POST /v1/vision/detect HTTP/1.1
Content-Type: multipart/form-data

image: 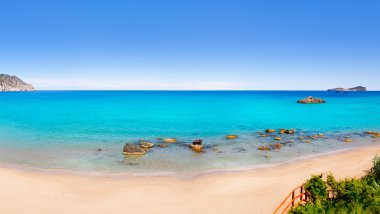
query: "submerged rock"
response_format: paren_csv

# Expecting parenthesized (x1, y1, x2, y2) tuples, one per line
(163, 138, 177, 143)
(258, 146, 271, 151)
(274, 137, 282, 141)
(158, 143, 169, 148)
(308, 135, 319, 139)
(123, 143, 147, 155)
(297, 96, 326, 104)
(226, 135, 238, 139)
(122, 155, 142, 165)
(343, 138, 353, 143)
(233, 147, 246, 153)
(273, 143, 282, 149)
(265, 129, 276, 133)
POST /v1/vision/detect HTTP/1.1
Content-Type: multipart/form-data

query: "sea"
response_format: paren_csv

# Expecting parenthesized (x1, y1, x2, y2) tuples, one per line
(0, 91, 379, 175)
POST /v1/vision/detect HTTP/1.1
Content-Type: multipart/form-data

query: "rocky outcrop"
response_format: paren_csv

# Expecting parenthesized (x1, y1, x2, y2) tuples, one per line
(328, 86, 366, 92)
(0, 74, 35, 91)
(297, 96, 326, 104)
(123, 143, 147, 155)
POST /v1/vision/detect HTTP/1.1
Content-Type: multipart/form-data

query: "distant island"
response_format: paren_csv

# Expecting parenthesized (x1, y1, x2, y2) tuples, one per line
(327, 86, 366, 92)
(0, 74, 35, 91)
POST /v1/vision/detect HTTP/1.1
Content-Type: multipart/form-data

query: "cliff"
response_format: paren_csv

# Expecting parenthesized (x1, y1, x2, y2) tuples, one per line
(0, 74, 35, 91)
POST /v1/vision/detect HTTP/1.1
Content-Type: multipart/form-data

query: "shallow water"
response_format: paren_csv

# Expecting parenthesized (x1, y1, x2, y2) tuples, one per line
(0, 91, 379, 174)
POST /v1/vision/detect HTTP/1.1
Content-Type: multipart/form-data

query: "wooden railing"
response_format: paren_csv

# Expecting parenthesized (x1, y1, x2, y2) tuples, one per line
(273, 184, 309, 214)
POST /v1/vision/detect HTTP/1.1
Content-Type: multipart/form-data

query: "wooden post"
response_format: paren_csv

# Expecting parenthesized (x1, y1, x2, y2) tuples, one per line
(300, 186, 303, 201)
(292, 191, 295, 207)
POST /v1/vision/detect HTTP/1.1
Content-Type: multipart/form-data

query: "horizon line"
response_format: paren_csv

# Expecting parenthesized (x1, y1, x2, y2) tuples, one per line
(9, 89, 378, 92)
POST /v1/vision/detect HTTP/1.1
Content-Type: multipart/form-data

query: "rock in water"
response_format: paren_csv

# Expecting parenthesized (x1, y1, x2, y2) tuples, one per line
(273, 143, 282, 149)
(191, 144, 203, 153)
(297, 96, 326, 104)
(285, 129, 296, 134)
(140, 141, 154, 149)
(343, 138, 353, 143)
(365, 131, 380, 138)
(225, 135, 238, 139)
(0, 74, 35, 91)
(191, 139, 203, 153)
(158, 143, 169, 148)
(278, 129, 296, 134)
(123, 143, 147, 155)
(192, 139, 202, 145)
(366, 131, 379, 135)
(163, 138, 177, 143)
(258, 146, 271, 151)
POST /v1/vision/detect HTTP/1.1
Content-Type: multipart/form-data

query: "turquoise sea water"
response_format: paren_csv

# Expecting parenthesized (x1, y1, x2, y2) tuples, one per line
(0, 91, 379, 174)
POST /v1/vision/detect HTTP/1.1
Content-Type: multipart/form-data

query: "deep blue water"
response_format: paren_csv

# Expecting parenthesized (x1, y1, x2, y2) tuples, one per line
(0, 91, 379, 174)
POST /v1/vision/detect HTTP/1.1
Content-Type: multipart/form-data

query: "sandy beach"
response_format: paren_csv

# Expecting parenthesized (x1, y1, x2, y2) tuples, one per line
(0, 145, 379, 214)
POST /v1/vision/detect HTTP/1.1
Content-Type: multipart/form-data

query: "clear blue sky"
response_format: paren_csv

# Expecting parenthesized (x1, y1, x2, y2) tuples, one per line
(0, 0, 379, 90)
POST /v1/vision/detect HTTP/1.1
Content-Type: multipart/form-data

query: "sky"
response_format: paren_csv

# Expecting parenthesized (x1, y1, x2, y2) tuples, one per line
(0, 0, 379, 90)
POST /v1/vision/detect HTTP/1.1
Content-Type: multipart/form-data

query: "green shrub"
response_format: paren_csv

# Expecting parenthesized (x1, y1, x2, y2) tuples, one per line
(368, 156, 380, 180)
(289, 155, 380, 214)
(304, 174, 328, 202)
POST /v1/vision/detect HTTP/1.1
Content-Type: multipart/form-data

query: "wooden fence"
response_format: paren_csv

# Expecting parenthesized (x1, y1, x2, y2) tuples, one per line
(273, 184, 309, 214)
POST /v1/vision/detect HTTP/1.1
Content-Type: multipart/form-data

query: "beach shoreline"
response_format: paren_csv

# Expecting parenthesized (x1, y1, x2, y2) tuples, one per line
(1, 144, 379, 214)
(1, 143, 378, 179)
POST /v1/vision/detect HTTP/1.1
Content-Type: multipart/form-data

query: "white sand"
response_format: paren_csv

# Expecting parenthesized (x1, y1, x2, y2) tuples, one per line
(0, 145, 379, 214)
